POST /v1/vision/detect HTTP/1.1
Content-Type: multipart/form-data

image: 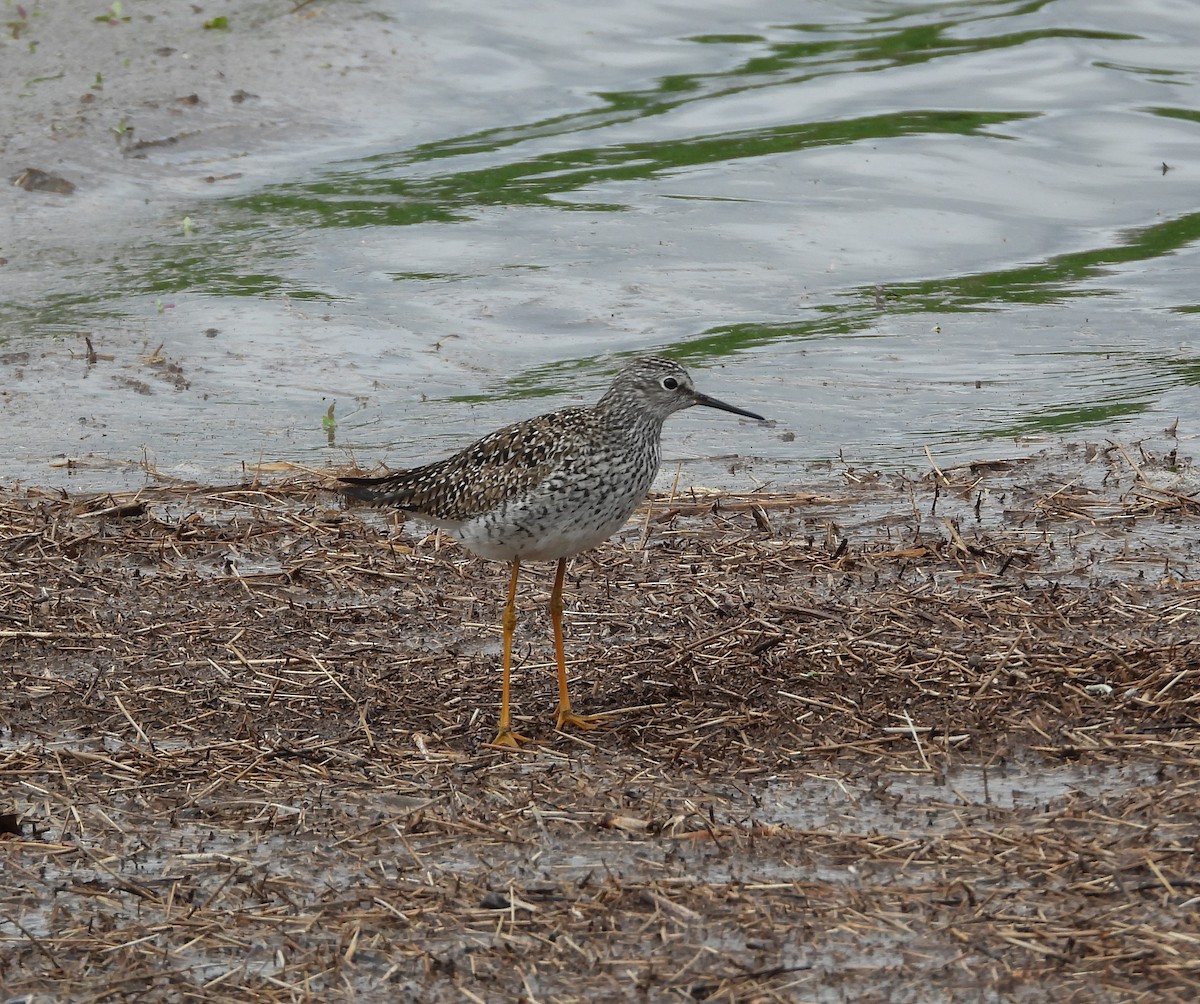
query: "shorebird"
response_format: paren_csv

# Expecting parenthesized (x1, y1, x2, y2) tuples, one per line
(341, 356, 765, 747)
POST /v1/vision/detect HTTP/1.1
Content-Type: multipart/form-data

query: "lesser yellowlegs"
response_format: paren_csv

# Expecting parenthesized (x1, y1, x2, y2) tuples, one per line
(341, 356, 765, 747)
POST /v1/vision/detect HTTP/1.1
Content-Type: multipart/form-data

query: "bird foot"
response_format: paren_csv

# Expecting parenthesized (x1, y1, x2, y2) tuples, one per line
(554, 708, 610, 733)
(489, 727, 534, 749)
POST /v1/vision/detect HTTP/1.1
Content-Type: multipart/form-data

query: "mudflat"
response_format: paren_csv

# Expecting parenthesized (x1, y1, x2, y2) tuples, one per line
(2, 447, 1197, 1001)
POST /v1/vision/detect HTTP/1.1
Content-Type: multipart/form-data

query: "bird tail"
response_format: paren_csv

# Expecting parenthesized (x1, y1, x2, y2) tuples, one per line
(339, 473, 413, 506)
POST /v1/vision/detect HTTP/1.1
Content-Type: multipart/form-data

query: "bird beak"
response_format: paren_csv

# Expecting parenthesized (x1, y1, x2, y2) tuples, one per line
(692, 391, 765, 422)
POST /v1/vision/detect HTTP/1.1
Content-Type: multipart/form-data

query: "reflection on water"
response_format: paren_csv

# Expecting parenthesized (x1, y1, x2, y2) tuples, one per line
(3, 0, 1199, 488)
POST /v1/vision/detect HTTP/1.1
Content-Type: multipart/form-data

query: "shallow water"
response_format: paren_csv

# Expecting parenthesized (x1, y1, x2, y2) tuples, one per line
(3, 0, 1198, 491)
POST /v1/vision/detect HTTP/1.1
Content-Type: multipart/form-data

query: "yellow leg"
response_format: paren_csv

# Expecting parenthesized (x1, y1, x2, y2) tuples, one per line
(492, 558, 530, 748)
(552, 557, 607, 732)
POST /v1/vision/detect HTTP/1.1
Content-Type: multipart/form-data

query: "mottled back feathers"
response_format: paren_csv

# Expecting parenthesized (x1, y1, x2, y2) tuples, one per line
(341, 407, 601, 523)
(340, 356, 764, 559)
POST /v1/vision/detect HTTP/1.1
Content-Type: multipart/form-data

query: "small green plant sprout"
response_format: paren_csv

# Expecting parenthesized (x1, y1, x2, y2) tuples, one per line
(95, 2, 130, 25)
(6, 4, 31, 40)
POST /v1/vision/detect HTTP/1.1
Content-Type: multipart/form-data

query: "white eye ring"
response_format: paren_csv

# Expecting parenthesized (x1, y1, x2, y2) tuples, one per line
(661, 376, 679, 390)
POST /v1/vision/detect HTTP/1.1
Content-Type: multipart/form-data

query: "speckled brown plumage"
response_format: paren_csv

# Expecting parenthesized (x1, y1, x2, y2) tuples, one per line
(340, 355, 765, 747)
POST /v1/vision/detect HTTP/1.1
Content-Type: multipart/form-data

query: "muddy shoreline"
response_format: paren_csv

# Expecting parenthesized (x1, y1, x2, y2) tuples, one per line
(2, 450, 1198, 1001)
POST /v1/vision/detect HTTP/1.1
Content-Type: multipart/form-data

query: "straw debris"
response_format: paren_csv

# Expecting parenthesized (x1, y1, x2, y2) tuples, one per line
(1, 446, 1198, 1002)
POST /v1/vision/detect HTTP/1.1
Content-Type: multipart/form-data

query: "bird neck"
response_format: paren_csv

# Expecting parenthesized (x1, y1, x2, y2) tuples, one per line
(598, 405, 664, 442)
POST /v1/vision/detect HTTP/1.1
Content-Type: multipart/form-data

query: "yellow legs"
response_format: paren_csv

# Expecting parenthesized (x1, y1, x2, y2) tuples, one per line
(551, 557, 604, 733)
(493, 558, 528, 748)
(491, 556, 605, 748)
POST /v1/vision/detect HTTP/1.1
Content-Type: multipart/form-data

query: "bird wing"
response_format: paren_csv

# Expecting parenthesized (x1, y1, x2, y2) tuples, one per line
(341, 408, 590, 521)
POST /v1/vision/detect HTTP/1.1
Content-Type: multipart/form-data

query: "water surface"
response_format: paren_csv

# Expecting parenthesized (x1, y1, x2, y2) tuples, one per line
(3, 0, 1198, 490)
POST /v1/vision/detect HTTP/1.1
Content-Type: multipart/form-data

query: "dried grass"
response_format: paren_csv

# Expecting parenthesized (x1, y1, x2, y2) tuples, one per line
(1, 445, 1198, 1002)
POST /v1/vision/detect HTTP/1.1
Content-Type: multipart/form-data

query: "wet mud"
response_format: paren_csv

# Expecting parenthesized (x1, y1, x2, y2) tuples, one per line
(2, 448, 1199, 1001)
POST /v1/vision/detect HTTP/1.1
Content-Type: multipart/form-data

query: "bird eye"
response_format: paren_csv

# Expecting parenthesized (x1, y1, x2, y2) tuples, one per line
(661, 377, 679, 390)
